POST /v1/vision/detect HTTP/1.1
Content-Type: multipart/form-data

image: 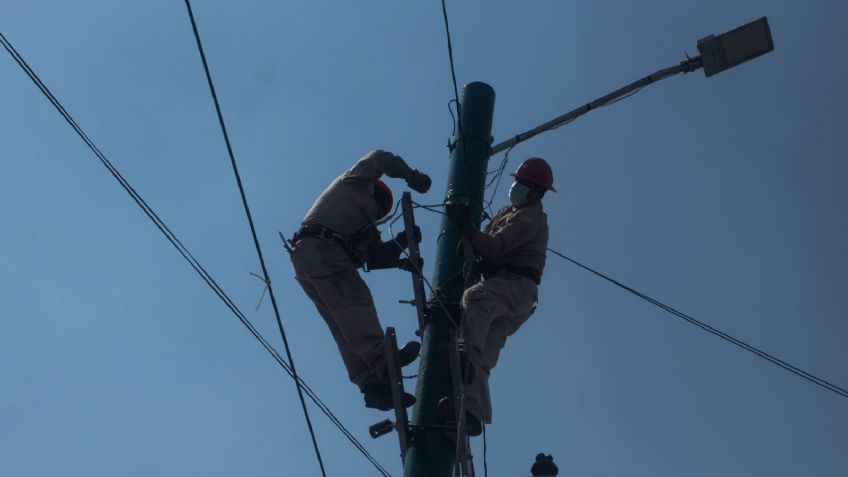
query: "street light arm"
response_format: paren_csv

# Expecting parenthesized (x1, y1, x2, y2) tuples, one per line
(489, 56, 703, 156)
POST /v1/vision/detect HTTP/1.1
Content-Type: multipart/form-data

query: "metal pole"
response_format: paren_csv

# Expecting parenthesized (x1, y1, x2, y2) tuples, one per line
(404, 81, 496, 477)
(489, 57, 702, 156)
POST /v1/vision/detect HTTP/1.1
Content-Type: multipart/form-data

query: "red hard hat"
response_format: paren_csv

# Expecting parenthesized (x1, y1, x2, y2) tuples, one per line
(510, 157, 556, 192)
(373, 179, 393, 220)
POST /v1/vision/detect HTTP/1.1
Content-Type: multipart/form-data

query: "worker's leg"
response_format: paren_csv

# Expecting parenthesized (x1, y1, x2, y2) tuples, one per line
(295, 274, 375, 386)
(462, 274, 537, 422)
(291, 238, 386, 389)
(460, 278, 504, 422)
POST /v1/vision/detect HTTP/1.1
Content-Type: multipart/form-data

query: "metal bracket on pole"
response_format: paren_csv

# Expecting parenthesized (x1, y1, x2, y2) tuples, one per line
(487, 57, 704, 157)
(401, 192, 428, 334)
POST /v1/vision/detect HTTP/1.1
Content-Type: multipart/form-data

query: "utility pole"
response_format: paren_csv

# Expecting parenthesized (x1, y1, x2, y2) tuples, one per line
(404, 81, 495, 477)
(403, 17, 773, 476)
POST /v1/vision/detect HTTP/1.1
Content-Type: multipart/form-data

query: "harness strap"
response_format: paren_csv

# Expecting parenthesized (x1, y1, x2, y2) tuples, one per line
(292, 224, 367, 267)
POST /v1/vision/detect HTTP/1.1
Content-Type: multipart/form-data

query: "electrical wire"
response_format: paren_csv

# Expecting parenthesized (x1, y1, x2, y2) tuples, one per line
(1, 31, 393, 477)
(377, 198, 404, 226)
(182, 3, 326, 473)
(440, 0, 462, 137)
(482, 145, 513, 216)
(387, 214, 462, 330)
(448, 99, 458, 141)
(405, 201, 848, 400)
(439, 0, 488, 219)
(547, 247, 848, 400)
(413, 203, 449, 216)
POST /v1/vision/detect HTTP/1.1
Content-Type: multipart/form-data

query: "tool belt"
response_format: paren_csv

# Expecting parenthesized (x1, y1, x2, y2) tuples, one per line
(482, 265, 542, 285)
(292, 224, 346, 243)
(292, 223, 369, 267)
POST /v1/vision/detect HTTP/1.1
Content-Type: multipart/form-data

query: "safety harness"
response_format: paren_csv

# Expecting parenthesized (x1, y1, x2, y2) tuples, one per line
(291, 223, 379, 268)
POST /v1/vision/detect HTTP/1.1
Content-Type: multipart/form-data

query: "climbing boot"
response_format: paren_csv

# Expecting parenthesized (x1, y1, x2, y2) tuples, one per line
(398, 341, 421, 367)
(436, 396, 482, 437)
(363, 383, 416, 411)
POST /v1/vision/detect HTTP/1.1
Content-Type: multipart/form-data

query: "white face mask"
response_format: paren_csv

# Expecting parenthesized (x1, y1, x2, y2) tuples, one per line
(508, 181, 530, 205)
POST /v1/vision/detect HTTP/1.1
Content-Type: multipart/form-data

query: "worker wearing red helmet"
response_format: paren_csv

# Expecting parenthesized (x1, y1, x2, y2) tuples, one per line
(445, 157, 554, 434)
(289, 150, 432, 411)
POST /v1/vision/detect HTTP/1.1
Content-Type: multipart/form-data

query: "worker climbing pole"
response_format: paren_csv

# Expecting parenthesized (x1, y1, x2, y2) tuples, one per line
(403, 81, 496, 477)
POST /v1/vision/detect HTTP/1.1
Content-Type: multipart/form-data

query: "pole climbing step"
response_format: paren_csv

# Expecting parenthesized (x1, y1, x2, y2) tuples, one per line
(401, 192, 428, 333)
(368, 327, 412, 463)
(448, 328, 474, 477)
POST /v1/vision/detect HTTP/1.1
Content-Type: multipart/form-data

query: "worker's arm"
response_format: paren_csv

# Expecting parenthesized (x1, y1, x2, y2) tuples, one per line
(345, 150, 414, 181)
(447, 204, 533, 260)
(469, 212, 534, 259)
(345, 150, 431, 193)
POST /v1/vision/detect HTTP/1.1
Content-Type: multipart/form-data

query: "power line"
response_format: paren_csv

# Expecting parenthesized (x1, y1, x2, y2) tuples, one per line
(546, 247, 848, 400)
(0, 32, 393, 477)
(482, 145, 513, 217)
(439, 0, 486, 221)
(406, 199, 848, 400)
(182, 2, 325, 475)
(439, 0, 462, 134)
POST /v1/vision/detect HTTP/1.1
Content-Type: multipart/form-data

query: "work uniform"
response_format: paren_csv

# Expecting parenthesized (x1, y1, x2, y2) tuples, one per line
(462, 200, 548, 422)
(290, 150, 416, 390)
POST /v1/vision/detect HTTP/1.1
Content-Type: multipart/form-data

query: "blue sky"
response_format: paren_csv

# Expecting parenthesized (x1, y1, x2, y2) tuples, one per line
(2, 1, 846, 476)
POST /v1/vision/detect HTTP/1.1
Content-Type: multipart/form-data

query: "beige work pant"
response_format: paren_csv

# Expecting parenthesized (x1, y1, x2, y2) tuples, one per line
(290, 237, 386, 390)
(461, 271, 538, 423)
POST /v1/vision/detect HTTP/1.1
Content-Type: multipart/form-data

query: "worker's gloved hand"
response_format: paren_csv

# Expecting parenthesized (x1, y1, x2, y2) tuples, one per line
(445, 203, 477, 239)
(365, 241, 402, 270)
(406, 170, 432, 193)
(394, 225, 422, 249)
(398, 257, 424, 273)
(352, 223, 381, 249)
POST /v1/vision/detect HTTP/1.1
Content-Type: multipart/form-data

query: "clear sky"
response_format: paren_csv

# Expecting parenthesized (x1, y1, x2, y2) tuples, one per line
(2, 1, 846, 476)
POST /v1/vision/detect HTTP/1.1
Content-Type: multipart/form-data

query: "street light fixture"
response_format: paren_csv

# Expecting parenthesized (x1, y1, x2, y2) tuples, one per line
(698, 17, 774, 77)
(488, 16, 776, 155)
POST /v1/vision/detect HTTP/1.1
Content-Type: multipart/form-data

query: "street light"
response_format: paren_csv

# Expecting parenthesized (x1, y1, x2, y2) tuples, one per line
(698, 17, 774, 77)
(489, 16, 776, 155)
